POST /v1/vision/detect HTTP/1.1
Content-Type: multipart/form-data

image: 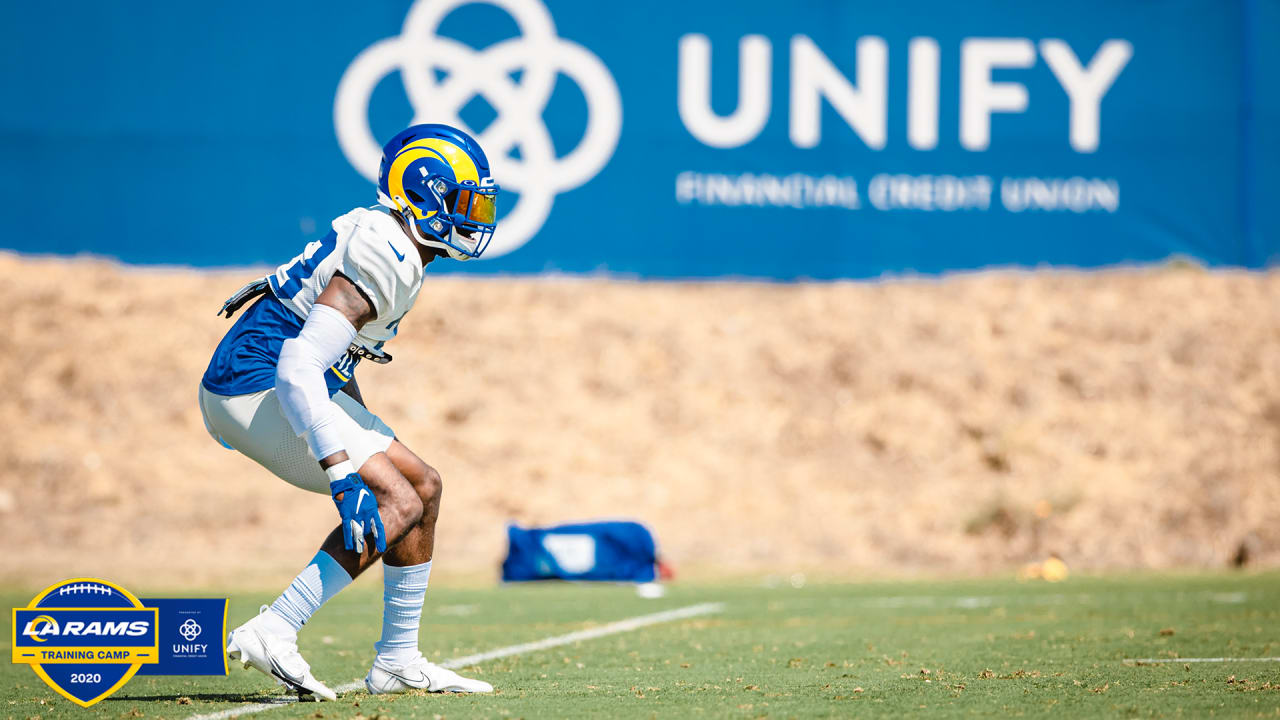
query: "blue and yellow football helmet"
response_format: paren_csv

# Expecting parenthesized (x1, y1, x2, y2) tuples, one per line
(376, 124, 499, 260)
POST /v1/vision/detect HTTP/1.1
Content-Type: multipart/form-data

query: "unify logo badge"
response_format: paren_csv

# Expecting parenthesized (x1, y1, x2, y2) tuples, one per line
(11, 578, 227, 707)
(335, 0, 622, 258)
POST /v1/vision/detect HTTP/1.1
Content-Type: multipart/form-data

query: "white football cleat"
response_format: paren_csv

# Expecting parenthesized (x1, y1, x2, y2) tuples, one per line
(226, 607, 337, 701)
(365, 653, 494, 694)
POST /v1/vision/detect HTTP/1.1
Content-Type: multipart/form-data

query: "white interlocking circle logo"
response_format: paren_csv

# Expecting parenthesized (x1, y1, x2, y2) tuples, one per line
(335, 0, 622, 258)
(178, 619, 202, 642)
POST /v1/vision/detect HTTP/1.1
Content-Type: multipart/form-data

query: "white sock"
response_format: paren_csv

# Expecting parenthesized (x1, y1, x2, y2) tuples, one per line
(267, 550, 353, 635)
(374, 560, 432, 666)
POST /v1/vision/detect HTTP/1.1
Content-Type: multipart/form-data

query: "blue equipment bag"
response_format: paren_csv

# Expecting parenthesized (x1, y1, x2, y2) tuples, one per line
(502, 521, 658, 583)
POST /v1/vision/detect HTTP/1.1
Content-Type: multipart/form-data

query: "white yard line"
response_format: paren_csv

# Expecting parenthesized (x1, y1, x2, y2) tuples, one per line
(187, 601, 724, 720)
(437, 601, 724, 669)
(186, 698, 294, 720)
(1124, 657, 1280, 665)
(857, 590, 1248, 609)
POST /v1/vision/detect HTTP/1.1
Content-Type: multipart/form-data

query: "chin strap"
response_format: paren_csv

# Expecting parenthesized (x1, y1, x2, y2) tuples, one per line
(444, 245, 474, 262)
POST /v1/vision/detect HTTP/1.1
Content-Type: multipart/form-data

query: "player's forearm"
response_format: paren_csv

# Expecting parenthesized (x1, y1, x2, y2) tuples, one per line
(276, 304, 358, 463)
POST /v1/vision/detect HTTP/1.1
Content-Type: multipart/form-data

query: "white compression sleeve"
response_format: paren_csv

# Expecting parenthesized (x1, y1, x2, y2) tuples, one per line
(276, 303, 358, 461)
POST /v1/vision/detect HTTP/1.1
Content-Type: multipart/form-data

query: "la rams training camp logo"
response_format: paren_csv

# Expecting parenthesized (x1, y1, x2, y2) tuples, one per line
(11, 579, 228, 706)
(11, 578, 159, 707)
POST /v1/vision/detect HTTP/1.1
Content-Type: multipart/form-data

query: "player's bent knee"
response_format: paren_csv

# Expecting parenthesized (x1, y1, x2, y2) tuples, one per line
(388, 444, 442, 507)
(399, 462, 439, 515)
(419, 464, 443, 506)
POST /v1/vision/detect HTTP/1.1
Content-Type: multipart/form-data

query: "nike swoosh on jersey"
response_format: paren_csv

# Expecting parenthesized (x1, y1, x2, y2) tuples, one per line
(388, 241, 406, 262)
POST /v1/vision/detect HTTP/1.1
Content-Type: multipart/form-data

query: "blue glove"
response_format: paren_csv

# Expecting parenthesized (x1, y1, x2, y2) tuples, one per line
(329, 473, 387, 554)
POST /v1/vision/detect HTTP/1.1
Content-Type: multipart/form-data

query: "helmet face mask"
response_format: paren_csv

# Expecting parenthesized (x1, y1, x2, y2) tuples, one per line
(376, 124, 500, 261)
(421, 175, 498, 259)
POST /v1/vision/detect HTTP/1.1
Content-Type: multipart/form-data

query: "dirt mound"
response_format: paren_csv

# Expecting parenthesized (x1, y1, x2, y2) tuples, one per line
(2, 252, 1277, 587)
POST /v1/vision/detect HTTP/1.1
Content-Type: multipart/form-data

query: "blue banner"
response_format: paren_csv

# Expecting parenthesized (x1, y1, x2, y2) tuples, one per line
(503, 521, 659, 582)
(0, 0, 1275, 278)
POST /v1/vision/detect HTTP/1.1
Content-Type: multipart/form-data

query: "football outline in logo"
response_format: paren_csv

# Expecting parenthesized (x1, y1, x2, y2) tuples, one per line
(11, 578, 159, 707)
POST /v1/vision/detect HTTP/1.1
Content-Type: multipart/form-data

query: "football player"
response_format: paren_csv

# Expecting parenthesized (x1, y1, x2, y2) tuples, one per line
(199, 124, 498, 699)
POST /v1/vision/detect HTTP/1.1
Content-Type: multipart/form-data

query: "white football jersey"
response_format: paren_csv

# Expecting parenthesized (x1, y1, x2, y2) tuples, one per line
(270, 206, 424, 355)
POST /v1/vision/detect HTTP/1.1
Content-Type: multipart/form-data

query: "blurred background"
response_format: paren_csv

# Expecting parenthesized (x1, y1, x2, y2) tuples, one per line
(1, 0, 1277, 588)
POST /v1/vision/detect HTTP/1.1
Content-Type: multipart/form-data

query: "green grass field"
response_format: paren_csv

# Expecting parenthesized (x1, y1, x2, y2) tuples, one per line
(5, 574, 1280, 719)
